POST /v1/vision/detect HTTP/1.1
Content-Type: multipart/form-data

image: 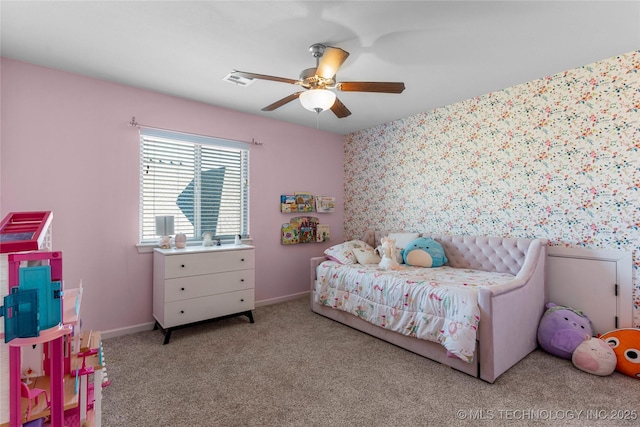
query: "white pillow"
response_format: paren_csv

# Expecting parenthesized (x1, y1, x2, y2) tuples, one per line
(387, 232, 420, 249)
(324, 240, 371, 264)
(352, 247, 381, 265)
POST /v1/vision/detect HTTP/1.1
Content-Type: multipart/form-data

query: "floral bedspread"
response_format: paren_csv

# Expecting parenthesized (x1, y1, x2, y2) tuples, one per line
(314, 261, 516, 362)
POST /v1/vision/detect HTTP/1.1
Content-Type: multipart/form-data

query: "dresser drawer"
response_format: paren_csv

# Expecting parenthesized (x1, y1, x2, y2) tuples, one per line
(164, 270, 254, 303)
(164, 249, 254, 278)
(162, 289, 255, 328)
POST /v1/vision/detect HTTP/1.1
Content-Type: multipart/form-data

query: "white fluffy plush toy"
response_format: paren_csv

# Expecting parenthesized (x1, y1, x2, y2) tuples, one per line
(378, 237, 401, 270)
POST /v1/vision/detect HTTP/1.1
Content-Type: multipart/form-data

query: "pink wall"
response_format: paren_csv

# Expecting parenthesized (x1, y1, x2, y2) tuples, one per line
(0, 58, 344, 332)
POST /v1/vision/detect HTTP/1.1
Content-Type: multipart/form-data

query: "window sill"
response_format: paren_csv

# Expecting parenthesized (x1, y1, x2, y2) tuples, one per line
(136, 238, 253, 254)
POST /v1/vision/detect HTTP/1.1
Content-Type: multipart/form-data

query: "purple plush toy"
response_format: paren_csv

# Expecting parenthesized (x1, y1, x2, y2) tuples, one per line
(537, 303, 594, 359)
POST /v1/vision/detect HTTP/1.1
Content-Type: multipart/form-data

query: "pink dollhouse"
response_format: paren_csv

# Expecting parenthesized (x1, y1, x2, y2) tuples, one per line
(0, 212, 106, 427)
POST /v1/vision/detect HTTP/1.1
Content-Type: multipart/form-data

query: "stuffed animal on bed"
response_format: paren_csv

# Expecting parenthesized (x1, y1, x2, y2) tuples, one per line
(378, 237, 401, 270)
(571, 336, 617, 376)
(599, 328, 640, 379)
(401, 237, 448, 268)
(537, 303, 594, 360)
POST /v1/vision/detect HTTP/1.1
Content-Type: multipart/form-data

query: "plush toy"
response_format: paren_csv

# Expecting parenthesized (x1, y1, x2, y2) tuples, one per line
(599, 328, 640, 379)
(572, 337, 617, 376)
(401, 237, 448, 267)
(378, 237, 400, 270)
(537, 303, 594, 359)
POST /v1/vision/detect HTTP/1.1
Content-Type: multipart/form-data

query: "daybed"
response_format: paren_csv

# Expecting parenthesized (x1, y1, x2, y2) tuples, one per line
(310, 231, 547, 383)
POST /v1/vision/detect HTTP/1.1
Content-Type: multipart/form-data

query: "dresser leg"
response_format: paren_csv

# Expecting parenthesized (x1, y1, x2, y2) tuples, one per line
(245, 310, 255, 323)
(163, 328, 173, 345)
(154, 321, 173, 344)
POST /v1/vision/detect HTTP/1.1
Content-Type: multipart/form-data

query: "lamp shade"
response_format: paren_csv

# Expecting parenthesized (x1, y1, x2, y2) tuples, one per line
(155, 215, 174, 236)
(299, 89, 336, 113)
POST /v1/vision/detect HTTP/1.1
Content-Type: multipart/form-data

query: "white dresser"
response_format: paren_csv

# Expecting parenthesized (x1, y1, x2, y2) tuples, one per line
(152, 244, 255, 344)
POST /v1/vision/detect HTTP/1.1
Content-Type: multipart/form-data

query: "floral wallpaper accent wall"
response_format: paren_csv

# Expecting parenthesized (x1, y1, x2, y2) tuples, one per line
(344, 50, 640, 326)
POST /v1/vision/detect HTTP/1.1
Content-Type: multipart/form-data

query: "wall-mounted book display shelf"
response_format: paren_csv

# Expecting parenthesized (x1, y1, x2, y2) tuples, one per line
(280, 193, 335, 213)
(280, 192, 333, 245)
(281, 216, 330, 245)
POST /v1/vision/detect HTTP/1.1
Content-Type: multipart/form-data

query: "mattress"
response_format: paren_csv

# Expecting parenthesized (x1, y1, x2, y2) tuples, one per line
(314, 261, 516, 362)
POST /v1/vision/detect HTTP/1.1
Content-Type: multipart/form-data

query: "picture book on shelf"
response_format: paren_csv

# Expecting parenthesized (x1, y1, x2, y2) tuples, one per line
(316, 224, 330, 242)
(280, 195, 298, 213)
(281, 222, 299, 244)
(315, 196, 335, 213)
(294, 192, 314, 213)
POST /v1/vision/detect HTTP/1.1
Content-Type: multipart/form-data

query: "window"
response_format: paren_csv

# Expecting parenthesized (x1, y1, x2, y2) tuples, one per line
(139, 128, 249, 244)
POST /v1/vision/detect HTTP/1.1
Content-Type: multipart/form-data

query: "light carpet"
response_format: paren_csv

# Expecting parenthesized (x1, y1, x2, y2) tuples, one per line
(101, 297, 639, 426)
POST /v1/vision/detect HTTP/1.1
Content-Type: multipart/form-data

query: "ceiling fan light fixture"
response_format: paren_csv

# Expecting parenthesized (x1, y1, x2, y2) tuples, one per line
(232, 44, 403, 118)
(299, 89, 336, 113)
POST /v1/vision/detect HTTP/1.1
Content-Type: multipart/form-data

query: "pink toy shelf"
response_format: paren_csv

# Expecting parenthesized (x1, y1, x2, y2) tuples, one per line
(0, 212, 53, 254)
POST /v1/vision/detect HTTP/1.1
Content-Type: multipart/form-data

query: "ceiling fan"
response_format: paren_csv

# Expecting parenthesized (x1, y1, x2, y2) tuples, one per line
(231, 43, 405, 118)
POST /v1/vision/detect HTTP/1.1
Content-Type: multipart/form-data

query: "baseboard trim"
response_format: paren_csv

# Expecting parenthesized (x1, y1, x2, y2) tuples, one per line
(102, 321, 156, 339)
(255, 291, 310, 307)
(101, 291, 311, 338)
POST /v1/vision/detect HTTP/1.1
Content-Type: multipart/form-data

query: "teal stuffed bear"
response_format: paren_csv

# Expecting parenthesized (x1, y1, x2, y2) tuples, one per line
(402, 237, 448, 268)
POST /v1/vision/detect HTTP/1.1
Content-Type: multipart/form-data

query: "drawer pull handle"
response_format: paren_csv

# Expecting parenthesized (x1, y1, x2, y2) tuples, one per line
(240, 299, 244, 302)
(180, 310, 184, 314)
(241, 258, 245, 261)
(240, 279, 244, 282)
(181, 264, 185, 268)
(181, 287, 185, 291)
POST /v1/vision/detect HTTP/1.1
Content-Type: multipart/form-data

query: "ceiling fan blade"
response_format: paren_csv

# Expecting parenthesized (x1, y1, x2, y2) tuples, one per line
(316, 46, 349, 79)
(233, 70, 300, 85)
(261, 92, 303, 111)
(336, 81, 406, 94)
(330, 97, 352, 118)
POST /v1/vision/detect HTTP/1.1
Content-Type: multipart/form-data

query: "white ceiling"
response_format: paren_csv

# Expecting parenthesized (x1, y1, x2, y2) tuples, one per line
(1, 1, 638, 135)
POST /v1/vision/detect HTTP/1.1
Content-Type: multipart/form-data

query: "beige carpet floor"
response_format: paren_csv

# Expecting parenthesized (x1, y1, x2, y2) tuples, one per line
(101, 297, 639, 426)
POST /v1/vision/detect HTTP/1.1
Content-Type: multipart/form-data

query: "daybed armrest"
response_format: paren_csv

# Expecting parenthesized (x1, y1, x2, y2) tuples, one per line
(515, 239, 547, 281)
(477, 238, 547, 382)
(310, 256, 329, 290)
(479, 239, 547, 297)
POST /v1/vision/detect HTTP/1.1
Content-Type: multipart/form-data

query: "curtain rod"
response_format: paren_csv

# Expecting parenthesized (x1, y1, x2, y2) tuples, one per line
(127, 116, 263, 146)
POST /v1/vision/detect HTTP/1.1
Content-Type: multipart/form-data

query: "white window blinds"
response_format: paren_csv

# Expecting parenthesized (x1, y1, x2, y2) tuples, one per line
(139, 128, 249, 244)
